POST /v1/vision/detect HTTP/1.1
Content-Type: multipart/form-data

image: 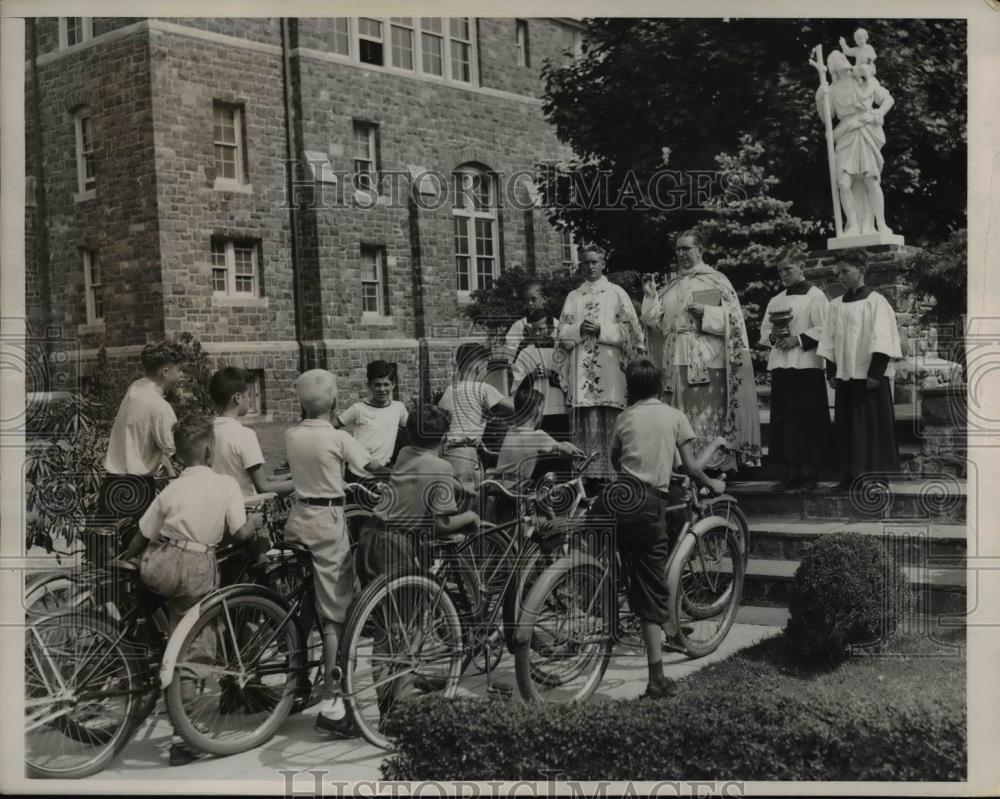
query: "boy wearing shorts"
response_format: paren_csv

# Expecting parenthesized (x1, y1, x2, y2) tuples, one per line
(121, 415, 264, 765)
(608, 358, 725, 699)
(283, 369, 384, 737)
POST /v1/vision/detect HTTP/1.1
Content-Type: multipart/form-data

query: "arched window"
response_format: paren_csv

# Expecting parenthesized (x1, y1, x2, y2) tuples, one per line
(452, 164, 499, 294)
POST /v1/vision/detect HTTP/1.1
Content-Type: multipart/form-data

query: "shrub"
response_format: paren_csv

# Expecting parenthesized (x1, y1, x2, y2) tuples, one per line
(785, 533, 913, 664)
(380, 645, 964, 781)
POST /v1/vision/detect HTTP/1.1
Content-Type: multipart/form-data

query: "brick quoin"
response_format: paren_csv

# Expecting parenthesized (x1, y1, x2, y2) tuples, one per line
(26, 17, 584, 420)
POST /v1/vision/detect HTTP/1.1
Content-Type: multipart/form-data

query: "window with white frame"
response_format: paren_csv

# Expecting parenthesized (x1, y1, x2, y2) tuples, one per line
(453, 165, 499, 293)
(359, 18, 384, 65)
(82, 249, 103, 324)
(390, 18, 415, 70)
(352, 121, 378, 192)
(560, 228, 580, 271)
(244, 369, 265, 417)
(420, 18, 444, 76)
(74, 108, 96, 195)
(360, 245, 389, 316)
(212, 240, 260, 297)
(60, 17, 93, 49)
(515, 20, 530, 67)
(331, 18, 351, 56)
(213, 102, 246, 184)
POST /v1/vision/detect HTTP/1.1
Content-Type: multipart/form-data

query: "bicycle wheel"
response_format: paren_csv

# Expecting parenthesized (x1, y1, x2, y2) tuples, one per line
(514, 558, 614, 704)
(703, 497, 750, 565)
(456, 524, 515, 674)
(340, 573, 463, 750)
(165, 593, 302, 756)
(25, 614, 139, 779)
(670, 524, 744, 658)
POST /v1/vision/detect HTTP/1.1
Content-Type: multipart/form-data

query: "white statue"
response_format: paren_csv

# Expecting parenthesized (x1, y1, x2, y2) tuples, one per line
(839, 28, 877, 77)
(811, 43, 901, 246)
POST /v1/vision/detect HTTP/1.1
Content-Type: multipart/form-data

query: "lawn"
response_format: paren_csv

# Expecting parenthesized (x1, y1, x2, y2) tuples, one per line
(382, 628, 967, 782)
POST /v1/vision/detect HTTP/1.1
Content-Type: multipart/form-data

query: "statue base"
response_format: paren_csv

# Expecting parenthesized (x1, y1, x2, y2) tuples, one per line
(827, 231, 906, 251)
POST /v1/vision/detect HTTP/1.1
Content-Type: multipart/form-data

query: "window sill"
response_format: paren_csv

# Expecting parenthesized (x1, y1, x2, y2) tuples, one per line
(74, 189, 96, 203)
(211, 295, 269, 309)
(78, 321, 105, 334)
(360, 314, 394, 327)
(213, 179, 254, 194)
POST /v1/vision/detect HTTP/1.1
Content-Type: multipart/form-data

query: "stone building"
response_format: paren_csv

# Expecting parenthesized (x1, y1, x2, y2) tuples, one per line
(25, 16, 586, 419)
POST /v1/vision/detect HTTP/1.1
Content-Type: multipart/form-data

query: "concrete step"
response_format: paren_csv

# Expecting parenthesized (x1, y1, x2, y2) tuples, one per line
(748, 517, 966, 565)
(741, 558, 966, 615)
(728, 479, 966, 522)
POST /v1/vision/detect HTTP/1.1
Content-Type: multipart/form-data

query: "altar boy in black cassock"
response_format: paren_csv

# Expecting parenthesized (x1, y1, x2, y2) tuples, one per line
(817, 260, 902, 492)
(760, 250, 833, 492)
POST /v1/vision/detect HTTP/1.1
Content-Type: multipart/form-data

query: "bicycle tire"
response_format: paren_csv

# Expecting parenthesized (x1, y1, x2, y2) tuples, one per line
(703, 497, 750, 565)
(513, 558, 614, 704)
(340, 572, 463, 750)
(670, 524, 744, 659)
(25, 614, 139, 779)
(165, 592, 302, 756)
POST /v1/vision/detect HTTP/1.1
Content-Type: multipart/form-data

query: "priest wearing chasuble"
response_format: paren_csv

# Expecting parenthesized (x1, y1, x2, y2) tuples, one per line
(759, 250, 833, 493)
(817, 260, 902, 492)
(641, 231, 762, 473)
(555, 244, 646, 478)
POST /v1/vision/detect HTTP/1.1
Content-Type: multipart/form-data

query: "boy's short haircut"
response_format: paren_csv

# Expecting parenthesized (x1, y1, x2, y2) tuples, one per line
(366, 360, 396, 383)
(173, 414, 215, 464)
(407, 403, 451, 448)
(513, 383, 545, 419)
(140, 341, 183, 374)
(296, 369, 338, 416)
(455, 342, 490, 372)
(521, 279, 544, 298)
(626, 357, 662, 402)
(209, 367, 249, 408)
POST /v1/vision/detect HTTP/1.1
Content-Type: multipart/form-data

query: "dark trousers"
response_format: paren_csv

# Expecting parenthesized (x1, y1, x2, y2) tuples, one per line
(833, 377, 899, 478)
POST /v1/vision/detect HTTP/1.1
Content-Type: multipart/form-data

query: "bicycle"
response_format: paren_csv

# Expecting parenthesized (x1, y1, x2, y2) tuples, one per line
(155, 482, 384, 758)
(336, 452, 600, 750)
(511, 471, 746, 704)
(24, 491, 287, 778)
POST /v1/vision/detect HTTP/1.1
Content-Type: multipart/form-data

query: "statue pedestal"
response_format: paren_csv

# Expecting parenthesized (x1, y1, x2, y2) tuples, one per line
(827, 231, 906, 250)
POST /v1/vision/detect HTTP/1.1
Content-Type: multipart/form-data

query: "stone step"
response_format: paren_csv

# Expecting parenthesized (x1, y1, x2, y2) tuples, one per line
(748, 517, 966, 565)
(741, 558, 966, 615)
(728, 479, 966, 522)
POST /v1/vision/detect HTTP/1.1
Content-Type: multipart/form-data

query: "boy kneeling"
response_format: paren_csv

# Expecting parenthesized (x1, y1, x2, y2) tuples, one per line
(121, 415, 265, 765)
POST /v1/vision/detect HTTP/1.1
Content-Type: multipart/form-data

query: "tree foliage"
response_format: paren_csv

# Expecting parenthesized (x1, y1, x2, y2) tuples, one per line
(540, 17, 966, 269)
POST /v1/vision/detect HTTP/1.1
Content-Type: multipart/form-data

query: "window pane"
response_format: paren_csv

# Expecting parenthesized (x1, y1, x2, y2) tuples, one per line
(450, 41, 471, 82)
(353, 122, 372, 159)
(211, 242, 227, 266)
(453, 217, 470, 254)
(93, 286, 104, 319)
(213, 268, 227, 292)
(391, 17, 413, 25)
(421, 18, 442, 33)
(359, 18, 382, 39)
(67, 18, 83, 46)
(455, 258, 470, 291)
(90, 256, 101, 285)
(361, 248, 378, 282)
(421, 33, 443, 75)
(360, 39, 384, 66)
(216, 145, 236, 179)
(214, 107, 236, 144)
(449, 18, 470, 41)
(84, 154, 96, 183)
(79, 116, 92, 151)
(391, 25, 414, 70)
(331, 18, 350, 55)
(362, 283, 379, 313)
(477, 258, 495, 291)
(475, 218, 494, 257)
(234, 247, 254, 274)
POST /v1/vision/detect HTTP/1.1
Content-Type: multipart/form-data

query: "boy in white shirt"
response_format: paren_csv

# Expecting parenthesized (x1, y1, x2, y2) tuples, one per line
(335, 360, 409, 482)
(121, 415, 264, 766)
(209, 367, 294, 498)
(284, 369, 385, 737)
(99, 341, 183, 530)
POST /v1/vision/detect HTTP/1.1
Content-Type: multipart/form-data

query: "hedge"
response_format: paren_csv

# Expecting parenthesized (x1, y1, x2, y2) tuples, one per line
(380, 636, 965, 782)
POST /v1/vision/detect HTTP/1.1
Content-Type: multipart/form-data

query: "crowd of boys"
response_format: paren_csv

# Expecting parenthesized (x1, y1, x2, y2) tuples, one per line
(101, 307, 719, 763)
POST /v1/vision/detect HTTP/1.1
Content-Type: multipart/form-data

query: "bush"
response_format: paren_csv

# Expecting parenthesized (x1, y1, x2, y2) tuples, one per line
(785, 533, 913, 664)
(380, 642, 964, 781)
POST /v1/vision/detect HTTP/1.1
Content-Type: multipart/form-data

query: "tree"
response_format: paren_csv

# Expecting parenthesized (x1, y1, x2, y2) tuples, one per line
(539, 18, 966, 269)
(694, 136, 820, 378)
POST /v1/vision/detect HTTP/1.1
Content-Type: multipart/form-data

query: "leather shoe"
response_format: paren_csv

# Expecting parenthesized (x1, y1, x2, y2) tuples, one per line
(644, 678, 684, 700)
(315, 712, 358, 739)
(169, 742, 201, 766)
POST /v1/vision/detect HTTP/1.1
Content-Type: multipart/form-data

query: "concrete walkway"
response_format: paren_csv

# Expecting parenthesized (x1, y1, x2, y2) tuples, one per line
(88, 623, 780, 782)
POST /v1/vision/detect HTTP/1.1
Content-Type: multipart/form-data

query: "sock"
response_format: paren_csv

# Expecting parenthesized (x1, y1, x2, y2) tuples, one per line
(321, 696, 346, 720)
(647, 659, 665, 684)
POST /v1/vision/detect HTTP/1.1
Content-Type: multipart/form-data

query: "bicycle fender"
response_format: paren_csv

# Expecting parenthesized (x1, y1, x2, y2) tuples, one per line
(158, 582, 286, 688)
(663, 515, 738, 605)
(512, 552, 604, 646)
